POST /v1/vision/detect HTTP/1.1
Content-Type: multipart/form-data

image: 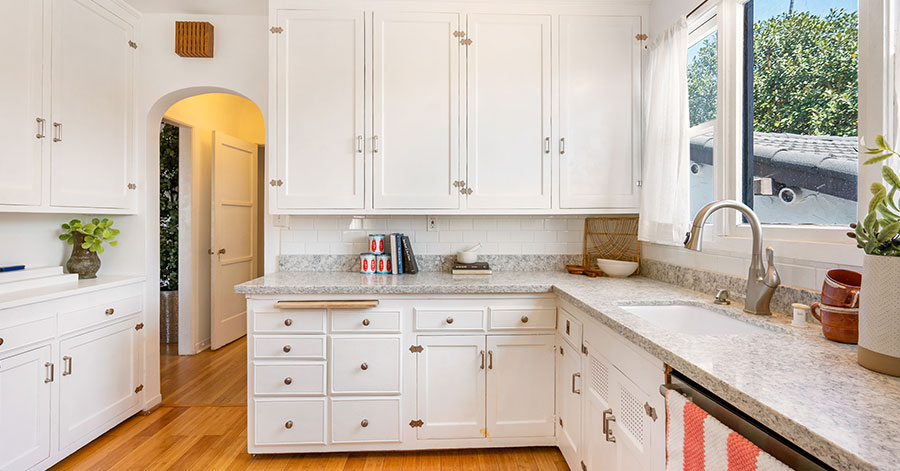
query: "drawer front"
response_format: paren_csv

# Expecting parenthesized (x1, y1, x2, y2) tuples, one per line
(253, 363, 325, 396)
(414, 309, 485, 331)
(254, 336, 326, 360)
(254, 399, 325, 445)
(489, 308, 556, 330)
(254, 310, 326, 333)
(331, 309, 400, 333)
(0, 316, 55, 357)
(59, 295, 141, 335)
(331, 398, 401, 444)
(330, 337, 401, 394)
(558, 307, 583, 349)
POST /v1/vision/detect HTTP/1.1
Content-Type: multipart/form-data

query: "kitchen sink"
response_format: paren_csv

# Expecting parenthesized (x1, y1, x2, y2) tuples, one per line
(620, 304, 773, 336)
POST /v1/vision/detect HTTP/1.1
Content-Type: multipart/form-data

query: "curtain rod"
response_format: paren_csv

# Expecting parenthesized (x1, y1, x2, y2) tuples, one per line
(687, 0, 711, 18)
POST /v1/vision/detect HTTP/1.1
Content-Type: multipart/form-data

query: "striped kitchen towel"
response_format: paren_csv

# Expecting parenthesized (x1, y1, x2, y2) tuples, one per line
(666, 389, 791, 471)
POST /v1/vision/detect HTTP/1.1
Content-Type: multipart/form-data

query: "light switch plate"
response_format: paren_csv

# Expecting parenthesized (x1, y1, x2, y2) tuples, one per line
(427, 216, 438, 232)
(274, 215, 290, 228)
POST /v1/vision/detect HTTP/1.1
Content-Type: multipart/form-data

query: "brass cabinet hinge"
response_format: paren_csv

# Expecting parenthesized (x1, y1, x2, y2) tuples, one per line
(581, 461, 588, 471)
(453, 30, 466, 37)
(582, 344, 588, 355)
(135, 384, 144, 393)
(559, 346, 564, 355)
(559, 417, 564, 427)
(270, 26, 283, 34)
(409, 345, 423, 353)
(128, 40, 138, 49)
(635, 180, 643, 187)
(135, 323, 144, 331)
(127, 183, 137, 190)
(269, 179, 284, 187)
(635, 33, 648, 41)
(460, 38, 473, 46)
(645, 402, 658, 421)
(409, 419, 424, 428)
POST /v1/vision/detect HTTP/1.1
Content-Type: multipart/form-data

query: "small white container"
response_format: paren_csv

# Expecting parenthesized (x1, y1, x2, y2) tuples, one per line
(791, 303, 809, 328)
(596, 258, 639, 278)
(457, 244, 481, 264)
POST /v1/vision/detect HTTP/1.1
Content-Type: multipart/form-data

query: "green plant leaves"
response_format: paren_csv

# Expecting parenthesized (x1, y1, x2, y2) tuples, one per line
(59, 217, 121, 254)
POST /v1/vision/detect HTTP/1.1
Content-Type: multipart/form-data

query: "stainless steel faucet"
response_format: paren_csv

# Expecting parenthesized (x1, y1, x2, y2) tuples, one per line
(683, 200, 781, 315)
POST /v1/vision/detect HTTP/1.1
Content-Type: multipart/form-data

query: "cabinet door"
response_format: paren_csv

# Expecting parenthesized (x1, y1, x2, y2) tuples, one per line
(416, 335, 485, 439)
(50, 0, 134, 210)
(0, 0, 45, 207)
(0, 346, 51, 471)
(373, 12, 461, 209)
(610, 367, 654, 471)
(556, 340, 582, 469)
(582, 345, 617, 471)
(465, 14, 551, 209)
(275, 10, 365, 209)
(559, 15, 642, 209)
(59, 320, 139, 449)
(486, 334, 554, 437)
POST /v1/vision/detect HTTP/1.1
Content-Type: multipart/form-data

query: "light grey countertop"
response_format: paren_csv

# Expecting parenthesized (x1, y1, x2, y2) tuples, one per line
(236, 271, 900, 471)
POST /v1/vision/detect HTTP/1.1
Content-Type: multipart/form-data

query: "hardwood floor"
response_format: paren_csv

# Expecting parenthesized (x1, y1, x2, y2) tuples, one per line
(54, 337, 569, 470)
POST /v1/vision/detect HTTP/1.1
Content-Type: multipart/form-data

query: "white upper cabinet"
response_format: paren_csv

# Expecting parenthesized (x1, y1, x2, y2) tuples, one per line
(465, 14, 551, 210)
(0, 0, 45, 207)
(275, 10, 366, 210)
(373, 12, 461, 209)
(559, 15, 642, 210)
(50, 0, 135, 210)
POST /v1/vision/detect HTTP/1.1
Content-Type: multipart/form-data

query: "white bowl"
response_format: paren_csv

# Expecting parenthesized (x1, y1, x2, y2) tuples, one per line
(457, 251, 478, 264)
(597, 258, 638, 278)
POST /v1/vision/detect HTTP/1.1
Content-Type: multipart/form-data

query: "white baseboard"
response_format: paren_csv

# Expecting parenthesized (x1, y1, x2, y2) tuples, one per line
(143, 393, 163, 411)
(194, 338, 211, 353)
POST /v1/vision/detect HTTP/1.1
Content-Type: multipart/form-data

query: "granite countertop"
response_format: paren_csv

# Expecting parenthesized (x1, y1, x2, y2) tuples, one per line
(236, 271, 900, 471)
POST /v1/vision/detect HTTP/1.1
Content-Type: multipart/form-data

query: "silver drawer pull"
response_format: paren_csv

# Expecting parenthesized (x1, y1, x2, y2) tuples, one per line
(36, 117, 46, 139)
(572, 372, 581, 394)
(521, 315, 529, 323)
(44, 362, 54, 383)
(360, 419, 369, 428)
(105, 308, 115, 316)
(284, 318, 293, 326)
(360, 362, 368, 371)
(52, 122, 62, 142)
(285, 420, 293, 429)
(362, 318, 370, 326)
(284, 377, 293, 385)
(446, 317, 454, 324)
(283, 345, 292, 353)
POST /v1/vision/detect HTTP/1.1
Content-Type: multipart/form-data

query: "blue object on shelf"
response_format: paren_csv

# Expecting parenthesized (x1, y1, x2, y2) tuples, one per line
(0, 265, 25, 272)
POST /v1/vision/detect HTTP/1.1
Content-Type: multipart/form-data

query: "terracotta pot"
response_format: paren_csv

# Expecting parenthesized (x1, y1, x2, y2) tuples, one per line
(810, 302, 859, 344)
(820, 268, 861, 308)
(859, 254, 900, 377)
(65, 232, 101, 279)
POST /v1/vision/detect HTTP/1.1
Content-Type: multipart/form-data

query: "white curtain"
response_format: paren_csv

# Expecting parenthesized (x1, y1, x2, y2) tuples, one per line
(639, 18, 692, 246)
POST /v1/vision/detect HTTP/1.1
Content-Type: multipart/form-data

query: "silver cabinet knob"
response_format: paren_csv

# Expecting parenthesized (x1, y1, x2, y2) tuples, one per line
(521, 315, 529, 323)
(362, 318, 370, 326)
(283, 345, 292, 353)
(360, 362, 368, 371)
(284, 318, 293, 326)
(446, 317, 454, 324)
(360, 419, 369, 428)
(285, 420, 293, 429)
(284, 377, 293, 385)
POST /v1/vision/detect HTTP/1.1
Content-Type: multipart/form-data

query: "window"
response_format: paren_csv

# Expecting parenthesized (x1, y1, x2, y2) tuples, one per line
(687, 9, 718, 218)
(742, 0, 859, 226)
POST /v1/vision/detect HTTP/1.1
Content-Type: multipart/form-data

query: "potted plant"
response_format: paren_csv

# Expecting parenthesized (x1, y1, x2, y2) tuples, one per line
(59, 218, 120, 279)
(849, 135, 900, 376)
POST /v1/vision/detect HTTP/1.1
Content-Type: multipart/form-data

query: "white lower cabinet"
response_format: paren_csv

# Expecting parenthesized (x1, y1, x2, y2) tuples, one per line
(0, 345, 52, 471)
(331, 398, 401, 444)
(486, 334, 555, 438)
(330, 336, 401, 395)
(557, 340, 583, 468)
(415, 335, 486, 440)
(254, 398, 327, 445)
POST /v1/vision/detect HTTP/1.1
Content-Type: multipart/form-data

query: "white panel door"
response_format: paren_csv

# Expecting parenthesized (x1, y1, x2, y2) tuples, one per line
(59, 320, 139, 449)
(582, 344, 618, 471)
(557, 340, 583, 470)
(0, 0, 45, 206)
(486, 334, 555, 438)
(373, 12, 461, 209)
(275, 10, 365, 209)
(50, 0, 134, 209)
(559, 16, 642, 209)
(416, 335, 485, 439)
(0, 346, 51, 471)
(211, 132, 257, 350)
(465, 14, 551, 209)
(611, 366, 654, 471)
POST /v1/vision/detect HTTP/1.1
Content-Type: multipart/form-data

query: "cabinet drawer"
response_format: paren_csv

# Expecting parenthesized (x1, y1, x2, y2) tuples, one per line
(331, 398, 401, 444)
(330, 337, 401, 394)
(331, 309, 400, 333)
(59, 295, 141, 335)
(558, 307, 583, 349)
(254, 309, 326, 333)
(253, 363, 325, 396)
(489, 308, 556, 330)
(254, 336, 326, 360)
(253, 399, 326, 445)
(414, 308, 485, 331)
(0, 316, 54, 357)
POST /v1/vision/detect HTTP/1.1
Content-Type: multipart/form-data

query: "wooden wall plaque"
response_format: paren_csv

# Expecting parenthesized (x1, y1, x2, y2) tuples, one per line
(175, 21, 214, 58)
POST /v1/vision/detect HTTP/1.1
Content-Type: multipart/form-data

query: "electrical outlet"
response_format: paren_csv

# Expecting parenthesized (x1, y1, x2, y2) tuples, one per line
(427, 216, 438, 232)
(274, 215, 290, 228)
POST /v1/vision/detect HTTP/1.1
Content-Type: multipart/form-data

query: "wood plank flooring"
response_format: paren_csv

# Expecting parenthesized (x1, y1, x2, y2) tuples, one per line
(54, 337, 569, 470)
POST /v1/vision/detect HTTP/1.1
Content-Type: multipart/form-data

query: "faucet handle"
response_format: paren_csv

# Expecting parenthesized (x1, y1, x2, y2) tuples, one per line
(764, 247, 781, 287)
(766, 247, 775, 267)
(714, 289, 731, 305)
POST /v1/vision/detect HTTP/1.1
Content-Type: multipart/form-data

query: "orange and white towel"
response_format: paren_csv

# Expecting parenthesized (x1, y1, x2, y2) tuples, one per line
(666, 389, 792, 471)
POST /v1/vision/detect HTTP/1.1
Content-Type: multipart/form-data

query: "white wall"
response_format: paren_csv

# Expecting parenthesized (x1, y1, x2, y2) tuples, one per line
(649, 0, 695, 37)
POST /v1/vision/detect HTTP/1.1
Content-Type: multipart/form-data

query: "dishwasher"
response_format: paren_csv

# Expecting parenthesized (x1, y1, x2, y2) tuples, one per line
(661, 370, 834, 471)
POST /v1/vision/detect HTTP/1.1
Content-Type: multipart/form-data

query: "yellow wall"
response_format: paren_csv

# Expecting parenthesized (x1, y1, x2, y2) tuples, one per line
(164, 93, 265, 145)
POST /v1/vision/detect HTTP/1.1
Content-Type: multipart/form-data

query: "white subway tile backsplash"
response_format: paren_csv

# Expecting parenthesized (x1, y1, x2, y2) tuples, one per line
(316, 230, 341, 242)
(439, 231, 464, 243)
(289, 216, 315, 230)
(415, 231, 439, 243)
(534, 231, 557, 243)
(313, 217, 338, 230)
(292, 231, 318, 242)
(498, 242, 523, 254)
(463, 231, 487, 243)
(543, 218, 567, 231)
(520, 218, 544, 231)
(473, 218, 498, 231)
(497, 218, 521, 231)
(448, 217, 473, 231)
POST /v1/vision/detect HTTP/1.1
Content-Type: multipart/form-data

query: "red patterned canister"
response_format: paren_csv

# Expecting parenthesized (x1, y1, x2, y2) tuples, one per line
(359, 253, 376, 274)
(369, 234, 385, 254)
(376, 254, 392, 274)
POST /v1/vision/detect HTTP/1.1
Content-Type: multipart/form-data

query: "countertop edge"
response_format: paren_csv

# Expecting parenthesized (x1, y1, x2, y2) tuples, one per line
(0, 275, 147, 311)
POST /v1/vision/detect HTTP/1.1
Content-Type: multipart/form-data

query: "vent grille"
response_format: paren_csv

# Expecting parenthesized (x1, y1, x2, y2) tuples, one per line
(619, 386, 645, 447)
(590, 356, 609, 401)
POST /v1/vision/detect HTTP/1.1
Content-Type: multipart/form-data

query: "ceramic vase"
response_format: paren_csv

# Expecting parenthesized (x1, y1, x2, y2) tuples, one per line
(858, 254, 900, 377)
(65, 232, 101, 279)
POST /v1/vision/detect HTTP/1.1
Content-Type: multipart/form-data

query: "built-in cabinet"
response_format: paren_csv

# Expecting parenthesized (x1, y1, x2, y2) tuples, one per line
(0, 0, 138, 213)
(0, 345, 52, 471)
(269, 2, 645, 214)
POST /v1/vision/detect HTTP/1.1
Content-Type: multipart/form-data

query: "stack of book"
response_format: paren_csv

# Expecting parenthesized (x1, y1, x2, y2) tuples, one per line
(388, 233, 419, 275)
(451, 262, 492, 275)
